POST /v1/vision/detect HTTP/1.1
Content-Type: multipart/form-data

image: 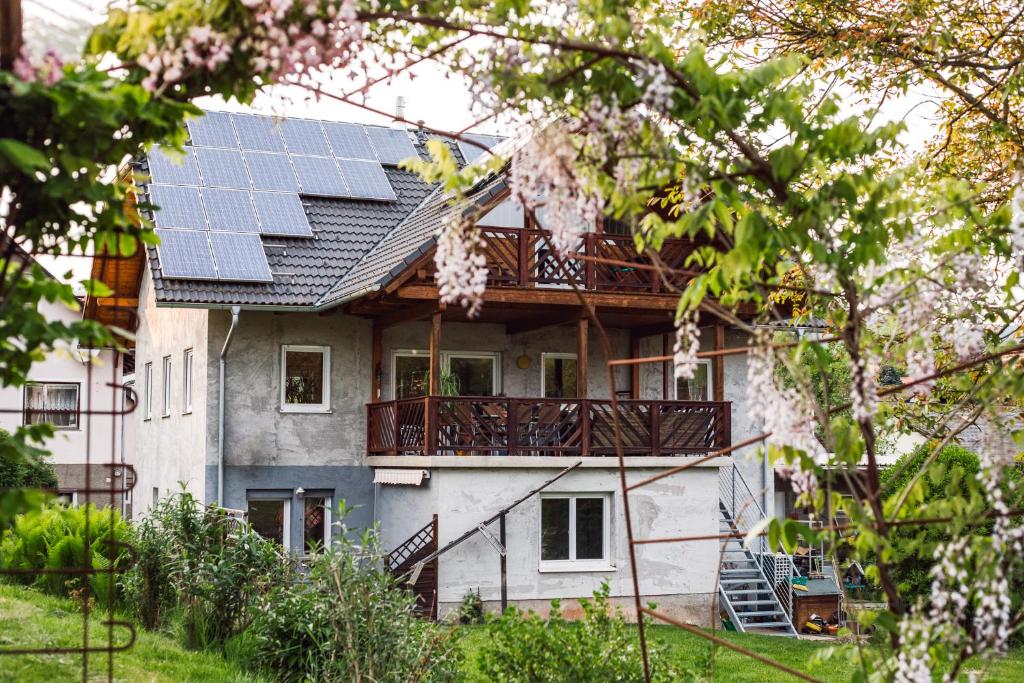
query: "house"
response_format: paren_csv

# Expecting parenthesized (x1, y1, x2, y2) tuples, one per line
(85, 109, 786, 628)
(0, 244, 133, 511)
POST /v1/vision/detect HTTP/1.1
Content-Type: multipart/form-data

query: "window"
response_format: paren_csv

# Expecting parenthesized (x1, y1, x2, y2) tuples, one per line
(183, 348, 194, 413)
(281, 345, 330, 412)
(391, 350, 500, 398)
(542, 353, 578, 398)
(144, 362, 153, 419)
(303, 496, 332, 553)
(161, 356, 172, 417)
(152, 487, 159, 507)
(248, 498, 290, 547)
(540, 494, 611, 570)
(23, 382, 80, 429)
(674, 359, 712, 401)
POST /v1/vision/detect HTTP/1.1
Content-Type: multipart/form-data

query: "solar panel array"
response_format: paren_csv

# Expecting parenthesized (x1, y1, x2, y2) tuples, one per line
(457, 133, 504, 164)
(148, 111, 416, 282)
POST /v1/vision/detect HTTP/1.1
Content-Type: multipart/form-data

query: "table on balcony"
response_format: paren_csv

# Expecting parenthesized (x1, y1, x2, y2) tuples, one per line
(367, 397, 731, 457)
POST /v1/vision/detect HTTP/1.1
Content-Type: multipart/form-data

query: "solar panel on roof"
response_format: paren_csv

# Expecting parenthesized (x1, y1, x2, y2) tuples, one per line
(195, 147, 251, 190)
(337, 159, 396, 200)
(324, 122, 376, 160)
(148, 185, 207, 229)
(147, 146, 201, 185)
(365, 127, 418, 165)
(156, 229, 217, 279)
(202, 188, 260, 232)
(291, 155, 348, 196)
(209, 231, 273, 282)
(243, 151, 299, 192)
(187, 111, 238, 148)
(232, 113, 286, 152)
(280, 119, 331, 156)
(458, 133, 503, 164)
(251, 191, 313, 236)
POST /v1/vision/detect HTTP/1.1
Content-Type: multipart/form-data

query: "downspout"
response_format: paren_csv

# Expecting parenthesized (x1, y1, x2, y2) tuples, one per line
(217, 306, 241, 506)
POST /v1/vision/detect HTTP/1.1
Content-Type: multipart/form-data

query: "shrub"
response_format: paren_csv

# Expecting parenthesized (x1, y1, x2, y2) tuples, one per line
(121, 489, 292, 649)
(0, 427, 57, 489)
(0, 503, 127, 605)
(457, 587, 484, 625)
(244, 504, 463, 682)
(478, 583, 693, 682)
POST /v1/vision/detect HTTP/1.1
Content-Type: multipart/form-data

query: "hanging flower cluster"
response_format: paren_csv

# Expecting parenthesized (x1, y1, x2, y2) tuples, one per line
(849, 353, 879, 423)
(1010, 179, 1024, 257)
(138, 25, 232, 92)
(12, 46, 64, 86)
(905, 342, 936, 395)
(434, 215, 489, 317)
(950, 320, 986, 362)
(673, 310, 701, 380)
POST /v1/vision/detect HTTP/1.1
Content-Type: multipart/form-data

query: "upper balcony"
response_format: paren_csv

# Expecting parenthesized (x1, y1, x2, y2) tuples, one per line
(367, 396, 731, 457)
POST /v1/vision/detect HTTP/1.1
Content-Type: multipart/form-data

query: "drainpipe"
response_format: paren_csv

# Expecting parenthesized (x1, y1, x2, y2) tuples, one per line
(217, 306, 241, 507)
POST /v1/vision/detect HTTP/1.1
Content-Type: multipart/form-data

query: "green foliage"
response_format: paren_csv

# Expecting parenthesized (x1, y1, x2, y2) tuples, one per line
(478, 583, 694, 682)
(0, 428, 57, 490)
(121, 489, 291, 649)
(457, 588, 485, 625)
(243, 503, 463, 682)
(0, 503, 127, 605)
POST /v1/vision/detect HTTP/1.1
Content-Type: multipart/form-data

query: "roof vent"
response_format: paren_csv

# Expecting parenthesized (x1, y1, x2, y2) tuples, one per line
(395, 96, 406, 125)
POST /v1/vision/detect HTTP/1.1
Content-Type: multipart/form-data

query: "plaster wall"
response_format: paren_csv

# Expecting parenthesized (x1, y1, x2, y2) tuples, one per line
(132, 269, 209, 514)
(376, 464, 722, 624)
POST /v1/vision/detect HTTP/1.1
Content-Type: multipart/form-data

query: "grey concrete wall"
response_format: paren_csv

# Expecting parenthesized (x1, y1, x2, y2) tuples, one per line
(132, 269, 210, 514)
(376, 464, 722, 624)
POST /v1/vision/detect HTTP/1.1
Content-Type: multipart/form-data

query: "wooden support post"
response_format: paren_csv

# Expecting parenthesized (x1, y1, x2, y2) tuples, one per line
(0, 0, 23, 70)
(713, 324, 726, 402)
(428, 311, 442, 395)
(662, 333, 671, 400)
(577, 317, 589, 398)
(499, 513, 508, 612)
(630, 333, 641, 399)
(517, 228, 529, 286)
(371, 323, 382, 402)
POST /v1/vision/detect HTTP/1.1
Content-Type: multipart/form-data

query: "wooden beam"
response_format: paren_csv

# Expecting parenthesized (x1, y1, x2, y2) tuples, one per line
(371, 323, 382, 402)
(713, 323, 726, 402)
(630, 333, 641, 399)
(374, 301, 438, 330)
(428, 310, 442, 395)
(629, 320, 675, 338)
(506, 308, 583, 335)
(383, 249, 436, 294)
(577, 317, 588, 398)
(0, 0, 23, 71)
(395, 285, 680, 311)
(95, 297, 139, 308)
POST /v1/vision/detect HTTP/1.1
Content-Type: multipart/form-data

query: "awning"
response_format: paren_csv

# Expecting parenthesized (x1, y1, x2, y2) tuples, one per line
(373, 469, 428, 486)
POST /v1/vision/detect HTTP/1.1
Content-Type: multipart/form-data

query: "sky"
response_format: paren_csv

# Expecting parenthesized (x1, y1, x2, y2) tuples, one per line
(27, 1, 944, 285)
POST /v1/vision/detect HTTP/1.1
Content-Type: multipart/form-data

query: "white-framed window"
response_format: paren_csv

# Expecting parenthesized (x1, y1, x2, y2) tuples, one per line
(674, 359, 713, 401)
(161, 355, 172, 417)
(55, 491, 79, 507)
(302, 495, 332, 554)
(281, 345, 331, 412)
(391, 349, 501, 398)
(541, 353, 578, 398)
(539, 493, 612, 571)
(182, 348, 194, 414)
(248, 497, 291, 547)
(144, 362, 153, 420)
(152, 486, 159, 507)
(23, 382, 80, 430)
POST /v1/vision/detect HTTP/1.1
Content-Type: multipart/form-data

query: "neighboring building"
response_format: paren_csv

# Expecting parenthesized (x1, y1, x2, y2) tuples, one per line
(0, 250, 133, 510)
(86, 110, 781, 628)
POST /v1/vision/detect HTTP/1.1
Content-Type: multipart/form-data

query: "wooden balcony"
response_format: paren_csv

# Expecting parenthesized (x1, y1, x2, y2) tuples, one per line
(367, 397, 731, 457)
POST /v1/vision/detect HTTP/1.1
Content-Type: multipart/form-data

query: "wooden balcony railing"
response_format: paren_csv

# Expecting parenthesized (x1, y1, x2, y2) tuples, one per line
(367, 397, 731, 457)
(442, 228, 698, 294)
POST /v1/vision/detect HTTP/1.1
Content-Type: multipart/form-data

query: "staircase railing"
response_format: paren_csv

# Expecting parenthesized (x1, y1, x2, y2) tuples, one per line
(719, 464, 798, 622)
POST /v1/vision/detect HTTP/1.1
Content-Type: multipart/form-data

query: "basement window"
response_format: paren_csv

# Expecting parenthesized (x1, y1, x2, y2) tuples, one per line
(302, 496, 332, 554)
(539, 494, 613, 571)
(281, 345, 331, 412)
(248, 498, 291, 547)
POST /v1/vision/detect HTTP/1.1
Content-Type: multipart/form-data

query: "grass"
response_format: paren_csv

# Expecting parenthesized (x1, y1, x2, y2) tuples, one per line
(0, 584, 265, 683)
(459, 623, 1024, 682)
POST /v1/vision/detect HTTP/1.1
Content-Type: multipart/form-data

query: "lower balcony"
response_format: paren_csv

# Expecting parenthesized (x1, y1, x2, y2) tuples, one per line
(367, 397, 731, 457)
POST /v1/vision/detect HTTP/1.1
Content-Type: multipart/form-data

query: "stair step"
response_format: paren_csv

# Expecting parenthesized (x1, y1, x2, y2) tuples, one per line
(721, 578, 769, 585)
(735, 610, 785, 617)
(729, 599, 780, 605)
(745, 621, 794, 629)
(721, 569, 761, 575)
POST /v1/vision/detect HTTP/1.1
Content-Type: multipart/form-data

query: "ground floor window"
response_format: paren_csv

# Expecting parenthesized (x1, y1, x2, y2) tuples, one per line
(248, 498, 291, 547)
(23, 382, 80, 429)
(540, 494, 610, 569)
(302, 496, 332, 553)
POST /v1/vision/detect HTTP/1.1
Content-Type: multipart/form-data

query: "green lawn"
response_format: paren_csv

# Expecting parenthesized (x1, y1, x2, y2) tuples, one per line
(0, 585, 264, 683)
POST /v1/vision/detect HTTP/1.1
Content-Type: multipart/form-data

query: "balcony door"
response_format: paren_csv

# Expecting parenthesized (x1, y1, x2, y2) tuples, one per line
(392, 350, 500, 398)
(541, 353, 578, 399)
(675, 359, 712, 401)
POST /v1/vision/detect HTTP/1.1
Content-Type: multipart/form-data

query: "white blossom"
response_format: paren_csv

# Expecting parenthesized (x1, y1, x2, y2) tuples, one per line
(950, 321, 985, 362)
(1009, 178, 1024, 254)
(673, 310, 700, 380)
(434, 216, 488, 317)
(906, 341, 936, 395)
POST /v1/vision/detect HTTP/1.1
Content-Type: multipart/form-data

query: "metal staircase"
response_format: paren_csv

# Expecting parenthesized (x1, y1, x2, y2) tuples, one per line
(718, 465, 798, 637)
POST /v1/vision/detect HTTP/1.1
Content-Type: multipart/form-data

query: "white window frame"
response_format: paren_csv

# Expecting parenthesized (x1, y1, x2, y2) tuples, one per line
(540, 353, 578, 399)
(247, 496, 291, 548)
(302, 495, 333, 555)
(538, 493, 614, 572)
(182, 348, 194, 414)
(280, 345, 331, 413)
(673, 358, 713, 401)
(23, 381, 81, 430)
(144, 362, 153, 420)
(161, 355, 172, 417)
(390, 349, 502, 398)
